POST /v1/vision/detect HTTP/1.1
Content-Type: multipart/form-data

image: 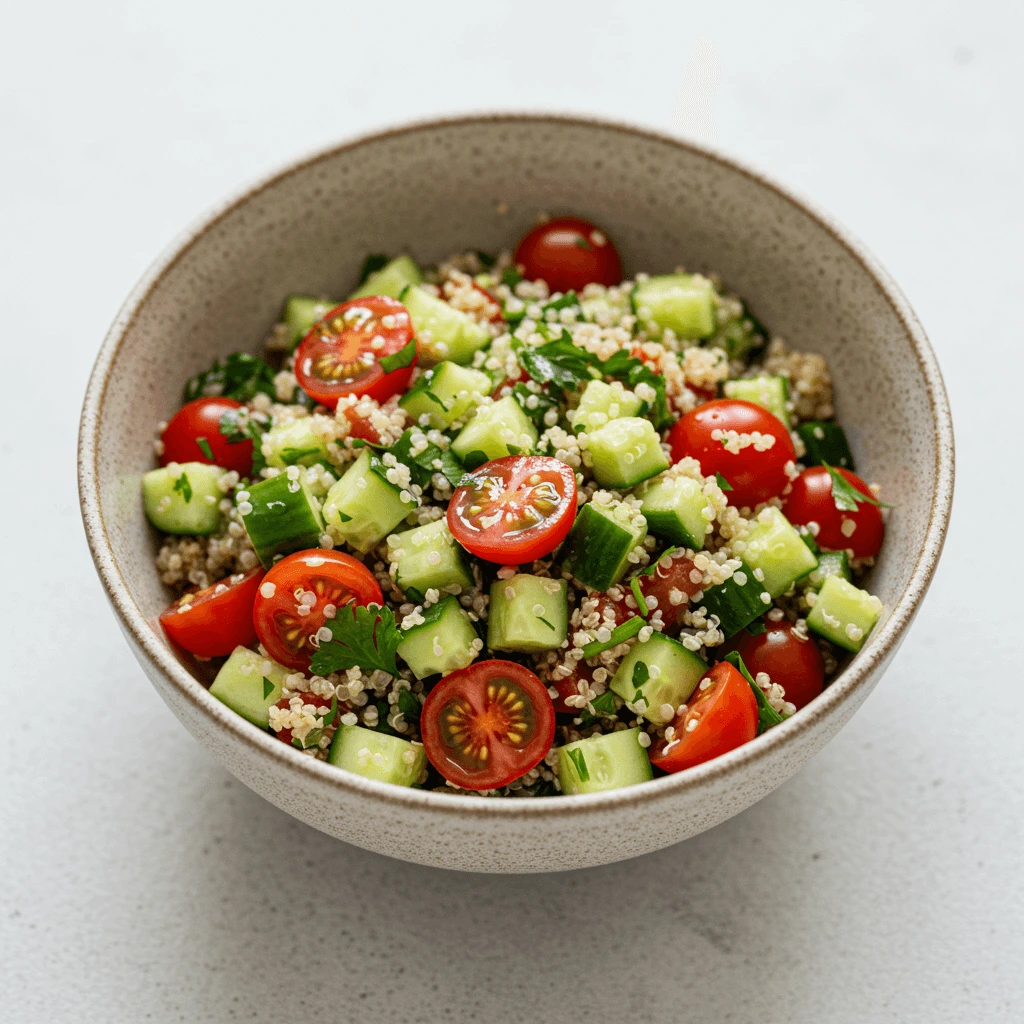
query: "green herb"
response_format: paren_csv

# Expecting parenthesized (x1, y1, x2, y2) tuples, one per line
(280, 444, 322, 465)
(715, 472, 733, 492)
(599, 350, 671, 428)
(581, 616, 645, 658)
(378, 338, 417, 374)
(397, 688, 421, 726)
(172, 472, 192, 503)
(632, 660, 649, 690)
(578, 690, 619, 725)
(823, 462, 892, 512)
(262, 677, 275, 700)
(218, 408, 268, 474)
(574, 237, 592, 250)
(501, 267, 523, 289)
(630, 577, 649, 617)
(358, 253, 390, 282)
(424, 391, 448, 410)
(370, 698, 398, 736)
(510, 382, 560, 427)
(293, 733, 318, 750)
(724, 650, 785, 734)
(637, 547, 678, 578)
(537, 616, 556, 630)
(322, 694, 338, 728)
(185, 352, 277, 403)
(798, 526, 820, 555)
(196, 436, 215, 460)
(461, 449, 491, 472)
(388, 429, 466, 488)
(517, 335, 600, 392)
(310, 604, 402, 677)
(475, 250, 497, 269)
(746, 619, 767, 637)
(567, 748, 590, 782)
(336, 510, 353, 523)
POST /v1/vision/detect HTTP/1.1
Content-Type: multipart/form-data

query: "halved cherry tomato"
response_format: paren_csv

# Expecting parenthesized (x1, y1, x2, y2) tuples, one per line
(253, 550, 383, 671)
(447, 455, 577, 564)
(732, 621, 824, 711)
(294, 296, 416, 408)
(160, 397, 253, 476)
(668, 399, 796, 510)
(649, 661, 758, 773)
(269, 690, 335, 748)
(159, 566, 264, 658)
(420, 660, 555, 790)
(514, 216, 622, 294)
(782, 466, 884, 559)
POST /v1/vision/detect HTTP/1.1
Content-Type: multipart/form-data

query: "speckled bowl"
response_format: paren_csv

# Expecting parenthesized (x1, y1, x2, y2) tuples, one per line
(79, 114, 953, 873)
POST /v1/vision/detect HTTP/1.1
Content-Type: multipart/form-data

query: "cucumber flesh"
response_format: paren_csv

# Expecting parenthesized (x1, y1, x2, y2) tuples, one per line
(610, 632, 707, 723)
(451, 395, 538, 468)
(261, 416, 333, 469)
(399, 360, 492, 430)
(348, 254, 422, 301)
(487, 575, 568, 652)
(698, 563, 770, 638)
(557, 728, 653, 795)
(400, 284, 491, 366)
(143, 462, 224, 535)
(632, 274, 717, 339)
(801, 549, 851, 592)
(328, 724, 426, 786)
(807, 575, 883, 652)
(797, 421, 856, 470)
(238, 471, 324, 567)
(742, 507, 818, 598)
(397, 595, 480, 680)
(559, 499, 648, 592)
(723, 375, 790, 428)
(570, 379, 642, 433)
(281, 295, 338, 349)
(387, 518, 473, 602)
(634, 472, 713, 550)
(586, 417, 669, 489)
(209, 646, 290, 728)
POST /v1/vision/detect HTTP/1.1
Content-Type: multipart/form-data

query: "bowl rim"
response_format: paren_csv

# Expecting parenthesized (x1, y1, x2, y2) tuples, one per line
(79, 111, 955, 820)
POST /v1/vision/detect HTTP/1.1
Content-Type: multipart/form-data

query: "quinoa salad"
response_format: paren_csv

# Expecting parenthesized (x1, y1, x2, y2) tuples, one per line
(143, 215, 889, 797)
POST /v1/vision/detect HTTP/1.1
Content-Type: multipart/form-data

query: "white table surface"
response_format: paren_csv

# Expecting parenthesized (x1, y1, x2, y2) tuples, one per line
(2, 1, 1020, 1020)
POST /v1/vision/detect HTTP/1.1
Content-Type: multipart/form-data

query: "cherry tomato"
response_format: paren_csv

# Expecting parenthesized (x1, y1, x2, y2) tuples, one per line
(668, 399, 796, 509)
(160, 397, 253, 476)
(513, 216, 622, 294)
(782, 466, 884, 559)
(340, 403, 382, 445)
(294, 296, 416, 408)
(420, 660, 555, 790)
(447, 455, 578, 564)
(471, 282, 505, 325)
(159, 566, 264, 658)
(649, 661, 758, 773)
(635, 554, 703, 627)
(733, 621, 824, 711)
(270, 690, 335, 748)
(253, 550, 383, 671)
(552, 661, 596, 715)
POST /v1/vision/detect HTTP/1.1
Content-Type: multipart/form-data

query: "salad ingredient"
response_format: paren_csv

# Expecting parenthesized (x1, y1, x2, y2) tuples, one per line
(239, 471, 324, 568)
(388, 519, 474, 602)
(741, 506, 819, 598)
(722, 374, 791, 427)
(160, 397, 253, 476)
(732, 621, 824, 711)
(159, 566, 263, 658)
(397, 596, 480, 680)
(487, 574, 568, 653)
(328, 725, 426, 786)
(632, 273, 717, 339)
(451, 395, 537, 466)
(806, 575, 884, 652)
(586, 416, 670, 489)
(558, 496, 648, 591)
(399, 284, 492, 365)
(634, 472, 714, 549)
(279, 295, 339, 350)
(783, 465, 884, 559)
(557, 728, 653, 794)
(802, 549, 851, 592)
(569, 379, 642, 433)
(143, 462, 224, 535)
(609, 631, 707, 724)
(349, 254, 423, 300)
(208, 646, 289, 728)
(795, 420, 856, 470)
(513, 216, 622, 293)
(399, 361, 492, 430)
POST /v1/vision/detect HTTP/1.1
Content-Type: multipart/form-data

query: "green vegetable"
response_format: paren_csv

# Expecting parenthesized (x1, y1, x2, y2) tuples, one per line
(580, 616, 645, 658)
(715, 472, 733, 492)
(172, 472, 192, 503)
(824, 463, 891, 512)
(567, 748, 590, 782)
(184, 352, 276, 403)
(517, 333, 599, 392)
(630, 577, 648, 617)
(196, 437, 214, 460)
(724, 650, 786, 734)
(379, 339, 417, 374)
(218, 407, 267, 474)
(310, 604, 403, 677)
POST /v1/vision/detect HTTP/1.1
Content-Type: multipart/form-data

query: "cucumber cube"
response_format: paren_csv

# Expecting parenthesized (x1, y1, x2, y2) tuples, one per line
(796, 421, 856, 470)
(807, 575, 883, 652)
(632, 274, 717, 339)
(280, 295, 338, 349)
(559, 500, 648, 591)
(400, 284, 491, 366)
(261, 416, 333, 469)
(570, 379, 642, 433)
(399, 360, 492, 430)
(723, 375, 790, 428)
(801, 549, 851, 592)
(633, 472, 714, 550)
(209, 646, 290, 728)
(488, 575, 568, 652)
(240, 471, 324, 568)
(742, 507, 819, 598)
(397, 596, 480, 680)
(387, 519, 473, 601)
(348, 254, 422, 300)
(698, 563, 771, 638)
(586, 417, 670, 489)
(557, 728, 653, 795)
(451, 395, 538, 468)
(328, 724, 426, 787)
(322, 449, 415, 553)
(610, 632, 707, 723)
(143, 461, 225, 535)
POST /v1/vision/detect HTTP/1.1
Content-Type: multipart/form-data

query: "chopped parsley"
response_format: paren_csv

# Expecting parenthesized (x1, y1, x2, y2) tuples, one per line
(578, 690, 619, 725)
(510, 382, 560, 427)
(262, 677, 275, 700)
(196, 436, 215, 461)
(279, 444, 323, 465)
(631, 660, 649, 693)
(475, 250, 497, 269)
(715, 472, 733, 492)
(358, 253, 390, 282)
(184, 352, 276, 403)
(630, 576, 649, 617)
(378, 338, 417, 374)
(219, 408, 268, 474)
(566, 748, 590, 782)
(310, 604, 403, 677)
(537, 616, 556, 631)
(823, 462, 891, 512)
(746, 618, 767, 637)
(581, 616, 645, 658)
(172, 472, 192, 503)
(724, 650, 785, 734)
(501, 267, 523, 289)
(397, 688, 422, 726)
(517, 333, 599, 392)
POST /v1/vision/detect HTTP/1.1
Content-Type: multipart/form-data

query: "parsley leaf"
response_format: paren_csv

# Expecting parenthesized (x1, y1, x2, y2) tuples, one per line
(632, 660, 649, 689)
(567, 748, 590, 782)
(279, 444, 323, 465)
(746, 618, 767, 636)
(537, 616, 555, 630)
(510, 382, 560, 428)
(184, 352, 276, 403)
(600, 350, 671, 429)
(501, 267, 523, 289)
(388, 429, 466, 489)
(378, 338, 417, 374)
(460, 449, 491, 472)
(172, 472, 192, 503)
(397, 688, 422, 726)
(581, 616, 645, 658)
(358, 253, 390, 282)
(724, 650, 785, 734)
(262, 677, 275, 700)
(578, 690, 619, 725)
(218, 408, 267, 474)
(637, 547, 678, 578)
(715, 472, 733, 492)
(823, 462, 892, 512)
(196, 436, 215, 460)
(310, 604, 402, 677)
(517, 334, 600, 392)
(630, 577, 649, 617)
(475, 250, 497, 269)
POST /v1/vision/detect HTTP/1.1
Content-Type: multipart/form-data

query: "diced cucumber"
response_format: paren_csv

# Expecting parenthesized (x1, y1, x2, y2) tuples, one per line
(399, 361, 492, 430)
(723, 375, 790, 428)
(807, 575, 883, 652)
(586, 417, 669, 489)
(322, 449, 415, 553)
(633, 472, 713, 550)
(451, 396, 537, 468)
(581, 291, 630, 325)
(208, 646, 289, 728)
(328, 724, 426, 787)
(400, 284, 491, 366)
(559, 500, 648, 592)
(569, 379, 642, 433)
(487, 575, 568, 652)
(348, 254, 422, 300)
(397, 596, 480, 680)
(742, 507, 818, 598)
(387, 518, 473, 602)
(280, 295, 338, 349)
(143, 462, 224, 535)
(797, 421, 856, 470)
(240, 471, 324, 567)
(709, 307, 764, 362)
(261, 417, 332, 470)
(557, 728, 653, 795)
(698, 563, 770, 638)
(801, 549, 851, 592)
(632, 274, 717, 339)
(610, 632, 707, 724)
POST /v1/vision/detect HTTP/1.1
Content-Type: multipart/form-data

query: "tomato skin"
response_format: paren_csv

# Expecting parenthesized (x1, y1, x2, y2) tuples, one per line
(649, 662, 758, 773)
(340, 403, 382, 444)
(782, 466, 884, 559)
(270, 690, 335, 748)
(514, 216, 622, 294)
(733, 622, 824, 711)
(160, 397, 253, 476)
(668, 399, 796, 509)
(447, 456, 578, 564)
(252, 550, 383, 671)
(159, 566, 264, 658)
(471, 282, 505, 324)
(552, 661, 595, 715)
(420, 660, 555, 790)
(294, 296, 416, 408)
(635, 555, 703, 627)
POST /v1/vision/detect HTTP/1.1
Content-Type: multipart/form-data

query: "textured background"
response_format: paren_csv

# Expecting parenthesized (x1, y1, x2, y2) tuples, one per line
(2, 1, 1020, 1021)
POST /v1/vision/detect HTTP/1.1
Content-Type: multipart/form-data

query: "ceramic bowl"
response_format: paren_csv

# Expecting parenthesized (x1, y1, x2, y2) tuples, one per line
(79, 114, 953, 873)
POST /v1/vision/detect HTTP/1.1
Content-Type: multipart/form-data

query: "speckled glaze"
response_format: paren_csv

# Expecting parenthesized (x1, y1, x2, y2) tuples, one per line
(79, 114, 953, 873)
